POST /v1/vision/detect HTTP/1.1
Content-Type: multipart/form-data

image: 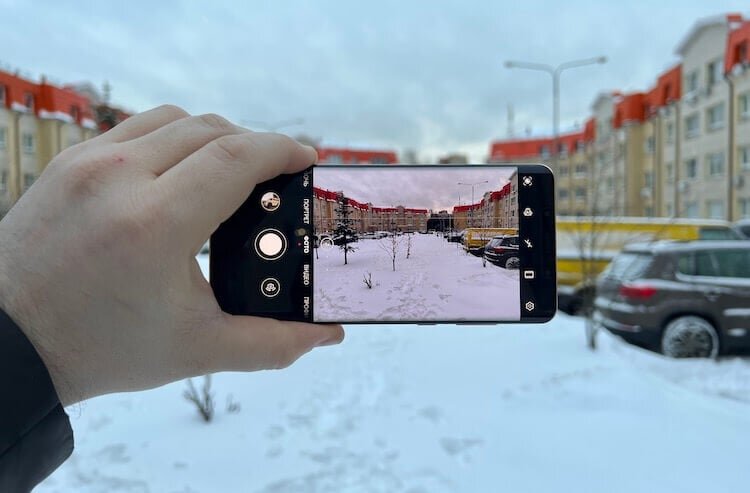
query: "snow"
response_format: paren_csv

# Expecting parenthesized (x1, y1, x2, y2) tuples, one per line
(314, 234, 520, 322)
(35, 255, 750, 492)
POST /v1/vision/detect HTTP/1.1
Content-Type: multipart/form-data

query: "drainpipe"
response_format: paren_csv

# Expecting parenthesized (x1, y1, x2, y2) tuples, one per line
(725, 71, 736, 222)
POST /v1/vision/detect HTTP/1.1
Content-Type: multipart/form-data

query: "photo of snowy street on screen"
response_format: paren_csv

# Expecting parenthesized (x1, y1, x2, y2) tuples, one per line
(313, 167, 521, 322)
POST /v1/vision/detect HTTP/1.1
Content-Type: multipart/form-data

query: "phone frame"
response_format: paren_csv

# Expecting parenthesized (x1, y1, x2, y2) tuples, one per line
(210, 163, 556, 324)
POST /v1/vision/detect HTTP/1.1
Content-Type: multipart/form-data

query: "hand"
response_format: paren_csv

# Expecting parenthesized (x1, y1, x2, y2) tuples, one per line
(0, 105, 344, 406)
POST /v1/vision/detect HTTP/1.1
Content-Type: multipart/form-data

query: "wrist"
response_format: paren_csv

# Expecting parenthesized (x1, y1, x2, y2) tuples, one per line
(0, 241, 77, 407)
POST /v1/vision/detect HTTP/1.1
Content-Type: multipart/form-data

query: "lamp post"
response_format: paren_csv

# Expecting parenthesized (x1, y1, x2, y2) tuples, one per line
(458, 180, 488, 227)
(504, 56, 607, 169)
(240, 117, 305, 132)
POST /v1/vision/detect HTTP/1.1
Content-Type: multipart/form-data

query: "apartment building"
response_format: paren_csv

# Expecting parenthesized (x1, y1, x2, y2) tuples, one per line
(312, 187, 429, 233)
(489, 13, 750, 221)
(0, 71, 99, 214)
(452, 170, 519, 229)
(316, 146, 398, 164)
(489, 126, 592, 216)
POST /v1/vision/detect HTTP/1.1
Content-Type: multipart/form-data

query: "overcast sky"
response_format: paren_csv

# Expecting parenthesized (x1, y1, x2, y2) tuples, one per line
(316, 166, 514, 211)
(1, 1, 748, 161)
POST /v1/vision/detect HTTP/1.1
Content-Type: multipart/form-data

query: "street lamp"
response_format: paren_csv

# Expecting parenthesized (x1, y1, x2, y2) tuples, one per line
(240, 117, 305, 132)
(504, 56, 607, 168)
(458, 180, 488, 227)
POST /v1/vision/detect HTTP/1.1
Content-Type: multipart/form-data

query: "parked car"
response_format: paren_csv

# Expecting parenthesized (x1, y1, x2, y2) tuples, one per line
(482, 235, 520, 269)
(447, 230, 464, 243)
(734, 219, 750, 239)
(594, 240, 750, 358)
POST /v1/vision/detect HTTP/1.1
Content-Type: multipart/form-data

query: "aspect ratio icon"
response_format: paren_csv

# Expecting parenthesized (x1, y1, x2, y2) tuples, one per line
(523, 207, 534, 217)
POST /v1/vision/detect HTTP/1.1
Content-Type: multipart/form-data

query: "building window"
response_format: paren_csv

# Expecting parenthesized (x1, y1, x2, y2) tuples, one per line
(574, 164, 587, 178)
(740, 145, 750, 171)
(707, 200, 725, 219)
(22, 133, 35, 154)
(685, 158, 698, 179)
(644, 171, 654, 188)
(739, 92, 750, 120)
(576, 140, 585, 152)
(539, 146, 549, 159)
(23, 92, 34, 111)
(685, 201, 699, 218)
(644, 136, 655, 154)
(707, 152, 725, 177)
(23, 173, 35, 190)
(706, 59, 722, 86)
(665, 121, 674, 143)
(665, 162, 674, 183)
(685, 113, 700, 139)
(0, 126, 6, 150)
(706, 103, 725, 131)
(685, 70, 699, 94)
(575, 187, 586, 201)
(0, 85, 5, 106)
(559, 166, 568, 177)
(741, 199, 750, 219)
(666, 203, 674, 217)
(326, 154, 342, 164)
(0, 169, 7, 193)
(559, 189, 569, 200)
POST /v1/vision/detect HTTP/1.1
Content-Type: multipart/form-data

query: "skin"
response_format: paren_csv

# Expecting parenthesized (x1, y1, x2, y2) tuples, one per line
(0, 105, 345, 406)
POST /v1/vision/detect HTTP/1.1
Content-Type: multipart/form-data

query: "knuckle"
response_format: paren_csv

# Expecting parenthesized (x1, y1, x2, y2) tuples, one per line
(197, 113, 234, 132)
(156, 104, 189, 119)
(209, 134, 253, 164)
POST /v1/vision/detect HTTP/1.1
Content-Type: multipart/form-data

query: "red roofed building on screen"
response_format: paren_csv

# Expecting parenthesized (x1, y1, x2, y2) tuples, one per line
(316, 147, 398, 164)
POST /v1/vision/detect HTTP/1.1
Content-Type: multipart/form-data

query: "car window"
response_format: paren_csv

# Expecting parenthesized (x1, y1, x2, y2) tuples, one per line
(677, 254, 694, 276)
(694, 251, 719, 276)
(739, 225, 750, 238)
(699, 227, 740, 240)
(602, 252, 652, 280)
(712, 250, 750, 278)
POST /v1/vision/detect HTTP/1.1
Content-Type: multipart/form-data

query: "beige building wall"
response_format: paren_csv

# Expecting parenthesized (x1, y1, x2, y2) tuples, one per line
(732, 68, 750, 218)
(677, 20, 731, 219)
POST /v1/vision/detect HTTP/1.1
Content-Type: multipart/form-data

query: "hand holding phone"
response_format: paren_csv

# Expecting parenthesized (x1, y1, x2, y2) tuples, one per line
(211, 164, 556, 324)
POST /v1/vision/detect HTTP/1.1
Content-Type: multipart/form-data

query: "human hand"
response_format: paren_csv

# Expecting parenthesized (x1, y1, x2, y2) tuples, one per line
(0, 105, 344, 406)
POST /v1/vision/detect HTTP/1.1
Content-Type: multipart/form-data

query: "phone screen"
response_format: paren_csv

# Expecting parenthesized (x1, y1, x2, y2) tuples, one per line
(313, 166, 522, 322)
(210, 164, 556, 324)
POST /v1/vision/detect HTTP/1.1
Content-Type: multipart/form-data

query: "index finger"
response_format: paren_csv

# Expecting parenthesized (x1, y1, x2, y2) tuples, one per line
(158, 132, 317, 244)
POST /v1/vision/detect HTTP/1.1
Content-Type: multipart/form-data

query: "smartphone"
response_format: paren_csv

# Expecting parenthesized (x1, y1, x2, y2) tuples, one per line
(210, 164, 556, 324)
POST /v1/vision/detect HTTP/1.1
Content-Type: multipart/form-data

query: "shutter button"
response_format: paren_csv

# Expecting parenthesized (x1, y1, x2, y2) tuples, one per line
(254, 229, 287, 260)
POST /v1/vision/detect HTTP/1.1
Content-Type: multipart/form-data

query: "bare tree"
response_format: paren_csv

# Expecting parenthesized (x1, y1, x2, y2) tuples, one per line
(379, 233, 402, 271)
(183, 375, 215, 422)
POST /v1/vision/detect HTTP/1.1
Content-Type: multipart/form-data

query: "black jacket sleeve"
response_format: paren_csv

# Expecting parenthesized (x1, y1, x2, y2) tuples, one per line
(0, 308, 73, 492)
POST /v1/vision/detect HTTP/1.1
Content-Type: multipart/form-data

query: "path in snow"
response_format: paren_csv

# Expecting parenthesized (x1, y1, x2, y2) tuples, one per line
(35, 255, 750, 493)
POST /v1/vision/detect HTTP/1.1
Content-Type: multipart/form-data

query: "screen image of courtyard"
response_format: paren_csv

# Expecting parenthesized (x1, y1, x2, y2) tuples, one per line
(312, 167, 521, 322)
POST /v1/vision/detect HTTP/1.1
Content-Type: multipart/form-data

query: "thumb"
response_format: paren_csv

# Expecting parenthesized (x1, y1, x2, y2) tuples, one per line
(197, 314, 345, 373)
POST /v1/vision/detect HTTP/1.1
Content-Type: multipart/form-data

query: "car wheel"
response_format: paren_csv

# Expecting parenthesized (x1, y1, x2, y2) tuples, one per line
(505, 257, 520, 269)
(482, 255, 487, 267)
(661, 316, 719, 359)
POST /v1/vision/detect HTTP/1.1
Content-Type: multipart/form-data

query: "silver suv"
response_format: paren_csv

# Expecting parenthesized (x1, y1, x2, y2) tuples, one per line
(594, 241, 750, 358)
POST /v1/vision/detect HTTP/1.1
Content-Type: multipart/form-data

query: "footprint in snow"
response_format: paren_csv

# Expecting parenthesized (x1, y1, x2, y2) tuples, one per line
(95, 443, 131, 464)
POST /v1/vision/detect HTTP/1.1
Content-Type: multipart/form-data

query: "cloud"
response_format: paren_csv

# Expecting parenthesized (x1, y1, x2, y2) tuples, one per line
(315, 166, 515, 211)
(1, 0, 747, 161)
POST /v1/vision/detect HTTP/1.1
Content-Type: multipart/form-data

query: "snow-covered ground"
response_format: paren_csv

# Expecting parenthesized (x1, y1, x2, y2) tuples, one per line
(36, 255, 750, 492)
(314, 234, 520, 322)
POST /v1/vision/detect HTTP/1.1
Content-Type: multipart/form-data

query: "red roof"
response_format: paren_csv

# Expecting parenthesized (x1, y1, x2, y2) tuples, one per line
(0, 70, 93, 125)
(489, 128, 588, 161)
(613, 92, 646, 128)
(726, 19, 750, 73)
